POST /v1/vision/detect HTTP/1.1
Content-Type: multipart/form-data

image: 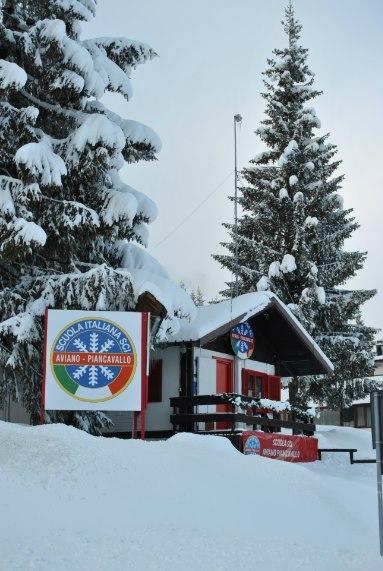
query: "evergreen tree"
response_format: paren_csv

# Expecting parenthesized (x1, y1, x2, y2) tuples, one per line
(191, 286, 204, 307)
(214, 2, 376, 411)
(0, 0, 192, 432)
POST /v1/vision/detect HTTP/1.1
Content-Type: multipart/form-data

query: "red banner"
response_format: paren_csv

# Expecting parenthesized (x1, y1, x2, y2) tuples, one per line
(242, 431, 318, 462)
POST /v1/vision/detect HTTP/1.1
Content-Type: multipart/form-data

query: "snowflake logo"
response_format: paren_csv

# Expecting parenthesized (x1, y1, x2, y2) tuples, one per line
(71, 333, 116, 387)
(51, 317, 137, 403)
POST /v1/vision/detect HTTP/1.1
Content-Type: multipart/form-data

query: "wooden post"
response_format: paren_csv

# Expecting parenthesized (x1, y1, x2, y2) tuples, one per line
(40, 307, 49, 425)
(132, 411, 138, 439)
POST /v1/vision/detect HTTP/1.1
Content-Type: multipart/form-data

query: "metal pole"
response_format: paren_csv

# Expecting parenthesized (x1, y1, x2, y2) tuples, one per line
(232, 114, 242, 433)
(233, 114, 242, 299)
(373, 392, 383, 556)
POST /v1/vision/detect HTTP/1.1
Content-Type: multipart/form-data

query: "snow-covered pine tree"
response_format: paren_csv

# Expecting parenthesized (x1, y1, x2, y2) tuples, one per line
(191, 286, 205, 307)
(0, 0, 193, 432)
(214, 2, 376, 412)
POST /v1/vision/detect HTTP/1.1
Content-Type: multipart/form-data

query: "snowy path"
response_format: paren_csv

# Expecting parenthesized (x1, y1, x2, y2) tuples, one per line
(0, 422, 380, 570)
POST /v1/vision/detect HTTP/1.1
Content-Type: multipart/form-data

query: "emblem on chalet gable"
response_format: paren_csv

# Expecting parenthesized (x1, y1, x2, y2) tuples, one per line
(230, 321, 255, 359)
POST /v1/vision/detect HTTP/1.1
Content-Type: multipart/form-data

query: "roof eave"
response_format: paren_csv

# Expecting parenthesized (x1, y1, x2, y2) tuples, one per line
(268, 297, 334, 376)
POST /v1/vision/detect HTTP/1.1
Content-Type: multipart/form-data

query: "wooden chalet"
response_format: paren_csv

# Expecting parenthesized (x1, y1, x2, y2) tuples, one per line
(128, 292, 334, 439)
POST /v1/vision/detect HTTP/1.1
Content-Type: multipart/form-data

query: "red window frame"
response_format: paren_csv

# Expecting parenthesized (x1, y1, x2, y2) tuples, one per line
(242, 369, 281, 401)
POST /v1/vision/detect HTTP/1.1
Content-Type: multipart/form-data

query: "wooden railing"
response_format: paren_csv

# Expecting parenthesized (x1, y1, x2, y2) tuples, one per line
(169, 394, 316, 435)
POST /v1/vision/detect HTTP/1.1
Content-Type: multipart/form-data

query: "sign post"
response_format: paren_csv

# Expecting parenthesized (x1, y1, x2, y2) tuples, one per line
(140, 312, 149, 440)
(230, 321, 255, 400)
(372, 391, 383, 556)
(41, 310, 149, 435)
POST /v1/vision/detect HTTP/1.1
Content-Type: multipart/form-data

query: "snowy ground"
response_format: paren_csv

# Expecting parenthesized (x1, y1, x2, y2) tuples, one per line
(0, 422, 381, 571)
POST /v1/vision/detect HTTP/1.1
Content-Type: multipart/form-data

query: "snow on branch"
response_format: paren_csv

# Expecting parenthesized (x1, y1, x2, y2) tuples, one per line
(0, 312, 38, 344)
(277, 139, 298, 167)
(15, 139, 67, 187)
(0, 59, 27, 90)
(51, 0, 97, 22)
(0, 176, 17, 216)
(2, 218, 47, 250)
(120, 118, 162, 154)
(50, 69, 85, 93)
(257, 276, 270, 292)
(87, 37, 157, 72)
(39, 19, 94, 78)
(42, 197, 100, 230)
(87, 101, 162, 160)
(280, 254, 297, 273)
(13, 218, 47, 246)
(84, 40, 133, 100)
(109, 170, 158, 223)
(101, 189, 137, 226)
(115, 241, 196, 339)
(69, 114, 125, 155)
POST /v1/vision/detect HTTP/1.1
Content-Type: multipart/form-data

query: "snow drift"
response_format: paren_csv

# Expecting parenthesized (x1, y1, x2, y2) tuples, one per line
(0, 421, 380, 570)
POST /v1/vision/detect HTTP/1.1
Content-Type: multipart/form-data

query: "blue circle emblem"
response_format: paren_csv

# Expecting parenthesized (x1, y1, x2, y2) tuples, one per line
(230, 321, 254, 359)
(245, 435, 261, 454)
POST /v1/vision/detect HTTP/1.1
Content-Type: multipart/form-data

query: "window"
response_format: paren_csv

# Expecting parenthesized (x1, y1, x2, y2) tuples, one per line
(248, 374, 254, 394)
(242, 370, 264, 399)
(242, 370, 280, 400)
(255, 376, 263, 399)
(148, 359, 162, 403)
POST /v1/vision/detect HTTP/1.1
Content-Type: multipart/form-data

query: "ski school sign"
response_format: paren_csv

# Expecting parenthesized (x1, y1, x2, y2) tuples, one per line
(242, 431, 318, 462)
(42, 309, 149, 412)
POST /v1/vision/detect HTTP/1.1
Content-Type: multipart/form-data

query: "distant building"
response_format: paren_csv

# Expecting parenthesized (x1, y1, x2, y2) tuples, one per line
(350, 339, 383, 428)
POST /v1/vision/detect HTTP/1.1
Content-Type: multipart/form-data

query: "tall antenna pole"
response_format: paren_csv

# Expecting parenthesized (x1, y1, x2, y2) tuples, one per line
(234, 113, 242, 298)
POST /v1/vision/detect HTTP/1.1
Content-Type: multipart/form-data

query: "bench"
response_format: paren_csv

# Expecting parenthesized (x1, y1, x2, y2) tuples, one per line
(318, 448, 357, 463)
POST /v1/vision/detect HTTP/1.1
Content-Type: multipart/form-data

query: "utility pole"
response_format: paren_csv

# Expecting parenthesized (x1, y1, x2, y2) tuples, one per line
(372, 391, 383, 556)
(234, 113, 242, 298)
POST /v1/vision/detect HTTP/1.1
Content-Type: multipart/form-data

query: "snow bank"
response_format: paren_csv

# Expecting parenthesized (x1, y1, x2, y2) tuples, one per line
(0, 421, 380, 570)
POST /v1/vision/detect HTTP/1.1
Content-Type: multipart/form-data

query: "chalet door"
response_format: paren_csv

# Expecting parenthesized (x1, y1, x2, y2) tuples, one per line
(216, 358, 233, 429)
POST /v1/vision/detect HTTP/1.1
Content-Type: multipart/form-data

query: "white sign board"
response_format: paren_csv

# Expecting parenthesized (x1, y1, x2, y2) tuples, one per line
(43, 310, 147, 411)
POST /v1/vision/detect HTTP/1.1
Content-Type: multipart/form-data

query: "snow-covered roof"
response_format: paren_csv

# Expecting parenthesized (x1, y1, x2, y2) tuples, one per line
(352, 378, 383, 405)
(168, 292, 333, 374)
(170, 292, 271, 342)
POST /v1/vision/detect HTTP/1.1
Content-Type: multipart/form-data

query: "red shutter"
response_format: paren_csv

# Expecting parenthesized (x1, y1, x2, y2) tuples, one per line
(267, 375, 281, 401)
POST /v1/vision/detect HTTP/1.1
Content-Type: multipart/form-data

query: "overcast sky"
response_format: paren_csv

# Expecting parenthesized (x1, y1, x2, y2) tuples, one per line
(84, 0, 383, 330)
